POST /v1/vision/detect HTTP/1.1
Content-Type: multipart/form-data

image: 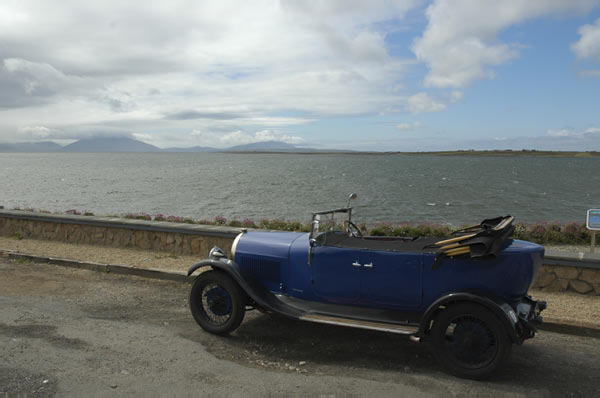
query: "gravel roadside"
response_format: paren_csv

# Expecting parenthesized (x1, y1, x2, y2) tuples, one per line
(3, 260, 600, 397)
(0, 236, 197, 272)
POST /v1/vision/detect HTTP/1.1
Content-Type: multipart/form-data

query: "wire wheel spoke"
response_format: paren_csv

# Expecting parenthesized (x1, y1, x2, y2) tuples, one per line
(444, 315, 498, 368)
(201, 283, 232, 325)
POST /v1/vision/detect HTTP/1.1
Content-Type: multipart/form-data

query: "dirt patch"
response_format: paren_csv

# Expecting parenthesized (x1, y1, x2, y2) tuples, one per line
(0, 323, 88, 350)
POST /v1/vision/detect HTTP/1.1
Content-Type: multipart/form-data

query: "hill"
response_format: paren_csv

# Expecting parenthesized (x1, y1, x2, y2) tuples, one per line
(162, 146, 217, 152)
(0, 141, 63, 152)
(225, 141, 299, 151)
(62, 137, 161, 152)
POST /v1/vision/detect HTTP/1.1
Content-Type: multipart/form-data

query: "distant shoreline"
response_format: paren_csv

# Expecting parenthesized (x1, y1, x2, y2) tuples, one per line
(220, 150, 600, 157)
(2, 149, 599, 157)
(2, 137, 598, 157)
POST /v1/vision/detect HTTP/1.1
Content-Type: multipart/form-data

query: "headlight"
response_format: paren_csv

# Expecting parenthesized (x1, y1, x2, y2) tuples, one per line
(209, 247, 226, 259)
(231, 232, 244, 259)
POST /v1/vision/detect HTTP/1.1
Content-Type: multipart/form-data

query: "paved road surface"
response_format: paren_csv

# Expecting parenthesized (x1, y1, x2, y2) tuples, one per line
(1, 260, 599, 397)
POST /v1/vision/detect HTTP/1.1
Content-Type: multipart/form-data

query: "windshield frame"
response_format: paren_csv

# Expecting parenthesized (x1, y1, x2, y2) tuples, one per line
(309, 207, 353, 240)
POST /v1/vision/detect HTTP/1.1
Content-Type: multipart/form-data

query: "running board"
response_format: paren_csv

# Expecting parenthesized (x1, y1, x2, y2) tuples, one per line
(300, 313, 418, 335)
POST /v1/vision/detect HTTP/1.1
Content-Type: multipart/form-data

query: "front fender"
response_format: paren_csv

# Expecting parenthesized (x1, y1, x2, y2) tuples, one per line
(187, 258, 303, 318)
(418, 292, 521, 343)
(187, 259, 226, 276)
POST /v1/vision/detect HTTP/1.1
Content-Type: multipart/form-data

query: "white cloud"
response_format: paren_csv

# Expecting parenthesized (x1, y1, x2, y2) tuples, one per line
(572, 18, 600, 61)
(396, 121, 422, 131)
(449, 90, 464, 103)
(547, 126, 600, 137)
(0, 0, 423, 145)
(407, 92, 446, 114)
(190, 129, 304, 147)
(413, 0, 598, 88)
(17, 125, 53, 139)
(4, 58, 96, 97)
(547, 128, 575, 137)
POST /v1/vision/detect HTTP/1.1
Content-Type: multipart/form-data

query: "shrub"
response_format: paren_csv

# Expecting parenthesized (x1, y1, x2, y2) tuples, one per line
(154, 214, 167, 221)
(124, 213, 151, 220)
(242, 218, 257, 228)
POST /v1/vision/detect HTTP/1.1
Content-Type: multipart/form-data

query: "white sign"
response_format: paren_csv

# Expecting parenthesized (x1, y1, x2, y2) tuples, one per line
(587, 209, 600, 231)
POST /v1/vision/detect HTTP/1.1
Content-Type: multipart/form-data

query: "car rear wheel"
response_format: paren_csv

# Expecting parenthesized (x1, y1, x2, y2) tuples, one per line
(189, 270, 246, 335)
(431, 303, 512, 380)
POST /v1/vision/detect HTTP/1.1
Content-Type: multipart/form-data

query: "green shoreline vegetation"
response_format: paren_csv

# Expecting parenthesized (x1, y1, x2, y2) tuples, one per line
(11, 207, 594, 246)
(224, 150, 600, 157)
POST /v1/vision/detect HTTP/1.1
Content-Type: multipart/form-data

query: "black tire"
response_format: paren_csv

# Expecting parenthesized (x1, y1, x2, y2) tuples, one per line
(431, 303, 512, 380)
(189, 270, 246, 335)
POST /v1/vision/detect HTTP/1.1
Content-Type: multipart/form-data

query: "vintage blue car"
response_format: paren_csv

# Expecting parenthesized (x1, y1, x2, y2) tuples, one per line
(188, 194, 546, 379)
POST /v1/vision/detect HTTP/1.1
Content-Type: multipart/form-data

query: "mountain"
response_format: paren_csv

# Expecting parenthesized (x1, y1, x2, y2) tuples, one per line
(162, 146, 217, 152)
(62, 137, 161, 152)
(225, 140, 299, 151)
(0, 141, 63, 152)
(0, 138, 345, 153)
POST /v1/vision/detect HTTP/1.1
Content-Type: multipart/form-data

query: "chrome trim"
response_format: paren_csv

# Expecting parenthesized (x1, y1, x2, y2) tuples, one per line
(209, 247, 227, 259)
(300, 314, 418, 335)
(230, 232, 244, 259)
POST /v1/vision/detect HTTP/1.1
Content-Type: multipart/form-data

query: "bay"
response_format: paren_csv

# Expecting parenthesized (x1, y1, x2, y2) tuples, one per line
(1, 152, 598, 225)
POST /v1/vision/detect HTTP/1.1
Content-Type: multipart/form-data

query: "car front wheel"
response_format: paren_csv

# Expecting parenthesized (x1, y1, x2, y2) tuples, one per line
(431, 303, 512, 380)
(189, 270, 246, 335)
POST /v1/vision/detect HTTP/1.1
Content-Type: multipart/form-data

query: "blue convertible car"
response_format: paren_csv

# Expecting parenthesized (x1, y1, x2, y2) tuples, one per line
(188, 194, 546, 379)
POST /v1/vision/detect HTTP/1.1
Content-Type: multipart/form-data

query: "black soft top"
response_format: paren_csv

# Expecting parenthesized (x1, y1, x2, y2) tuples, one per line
(315, 215, 515, 258)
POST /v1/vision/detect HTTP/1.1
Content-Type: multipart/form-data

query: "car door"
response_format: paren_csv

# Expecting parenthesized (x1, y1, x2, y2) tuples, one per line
(359, 250, 423, 308)
(310, 244, 361, 304)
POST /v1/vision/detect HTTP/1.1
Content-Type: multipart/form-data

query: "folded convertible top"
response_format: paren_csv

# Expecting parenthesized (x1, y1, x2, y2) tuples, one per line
(431, 215, 515, 267)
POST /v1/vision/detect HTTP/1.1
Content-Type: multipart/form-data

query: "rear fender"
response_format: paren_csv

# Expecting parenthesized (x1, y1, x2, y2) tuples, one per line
(418, 292, 521, 344)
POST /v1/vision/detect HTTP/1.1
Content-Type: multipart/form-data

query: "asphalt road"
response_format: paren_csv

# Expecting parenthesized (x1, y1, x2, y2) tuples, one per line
(1, 260, 599, 397)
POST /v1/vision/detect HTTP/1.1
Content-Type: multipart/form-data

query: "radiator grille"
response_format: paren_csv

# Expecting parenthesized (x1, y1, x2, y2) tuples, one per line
(239, 255, 281, 283)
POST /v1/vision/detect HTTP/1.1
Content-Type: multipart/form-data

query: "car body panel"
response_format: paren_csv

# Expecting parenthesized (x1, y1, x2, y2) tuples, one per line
(233, 230, 544, 312)
(360, 250, 423, 308)
(421, 239, 543, 308)
(233, 231, 304, 293)
(311, 245, 361, 304)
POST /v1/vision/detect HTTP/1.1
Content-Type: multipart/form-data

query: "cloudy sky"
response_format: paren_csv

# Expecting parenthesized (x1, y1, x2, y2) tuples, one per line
(1, 0, 600, 151)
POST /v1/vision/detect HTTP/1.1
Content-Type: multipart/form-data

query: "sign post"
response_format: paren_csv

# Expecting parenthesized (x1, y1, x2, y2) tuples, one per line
(586, 209, 600, 253)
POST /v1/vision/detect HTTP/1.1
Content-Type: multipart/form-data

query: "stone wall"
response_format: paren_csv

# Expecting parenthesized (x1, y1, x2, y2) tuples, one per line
(532, 264, 599, 295)
(0, 212, 236, 256)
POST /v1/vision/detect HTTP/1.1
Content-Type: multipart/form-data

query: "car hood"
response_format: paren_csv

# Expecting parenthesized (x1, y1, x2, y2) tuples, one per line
(233, 231, 307, 262)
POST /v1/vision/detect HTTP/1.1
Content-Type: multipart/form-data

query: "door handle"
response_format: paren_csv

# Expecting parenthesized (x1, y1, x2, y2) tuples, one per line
(352, 261, 361, 267)
(363, 262, 373, 268)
